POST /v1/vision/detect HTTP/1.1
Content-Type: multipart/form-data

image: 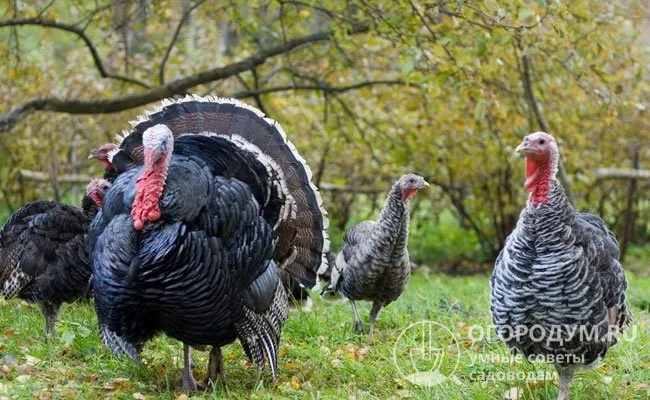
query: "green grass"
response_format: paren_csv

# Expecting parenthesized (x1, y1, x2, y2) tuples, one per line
(1, 272, 649, 400)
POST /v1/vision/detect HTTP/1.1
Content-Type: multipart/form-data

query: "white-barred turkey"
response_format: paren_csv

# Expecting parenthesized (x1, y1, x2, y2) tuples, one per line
(323, 174, 428, 343)
(490, 132, 631, 400)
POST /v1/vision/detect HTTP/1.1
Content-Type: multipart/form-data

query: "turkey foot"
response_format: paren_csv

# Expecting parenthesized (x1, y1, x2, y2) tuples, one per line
(205, 346, 225, 385)
(180, 344, 205, 393)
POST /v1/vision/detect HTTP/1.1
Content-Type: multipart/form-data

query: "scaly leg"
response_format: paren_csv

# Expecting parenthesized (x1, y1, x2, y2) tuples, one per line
(555, 364, 575, 400)
(349, 300, 364, 333)
(206, 346, 225, 385)
(40, 302, 60, 339)
(368, 301, 383, 344)
(180, 344, 200, 392)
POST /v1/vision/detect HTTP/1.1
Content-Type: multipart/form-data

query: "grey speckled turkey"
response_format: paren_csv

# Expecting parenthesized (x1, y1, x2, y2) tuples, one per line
(88, 96, 329, 391)
(490, 132, 631, 400)
(0, 179, 110, 336)
(323, 174, 428, 342)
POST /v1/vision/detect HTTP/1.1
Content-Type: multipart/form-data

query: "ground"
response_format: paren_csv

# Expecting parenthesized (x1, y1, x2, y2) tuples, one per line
(0, 272, 648, 400)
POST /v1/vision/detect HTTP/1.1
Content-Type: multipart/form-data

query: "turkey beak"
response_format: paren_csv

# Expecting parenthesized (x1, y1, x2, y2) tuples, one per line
(88, 150, 100, 159)
(515, 140, 530, 156)
(421, 180, 430, 188)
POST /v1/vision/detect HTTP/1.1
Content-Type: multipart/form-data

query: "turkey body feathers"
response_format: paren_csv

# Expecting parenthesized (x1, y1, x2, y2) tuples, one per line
(490, 180, 630, 366)
(90, 151, 286, 373)
(111, 96, 329, 288)
(0, 201, 93, 304)
(334, 189, 411, 304)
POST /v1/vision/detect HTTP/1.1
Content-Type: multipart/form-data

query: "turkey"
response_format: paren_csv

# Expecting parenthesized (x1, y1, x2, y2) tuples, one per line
(0, 178, 111, 336)
(323, 174, 428, 342)
(88, 96, 329, 391)
(88, 143, 119, 181)
(490, 132, 631, 400)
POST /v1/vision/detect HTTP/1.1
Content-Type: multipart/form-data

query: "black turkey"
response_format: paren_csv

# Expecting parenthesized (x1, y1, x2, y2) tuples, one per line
(0, 178, 110, 336)
(88, 143, 119, 181)
(88, 96, 329, 391)
(490, 132, 631, 400)
(323, 174, 428, 342)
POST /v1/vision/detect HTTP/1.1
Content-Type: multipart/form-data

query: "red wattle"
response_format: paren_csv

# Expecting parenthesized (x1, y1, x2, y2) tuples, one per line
(401, 188, 418, 201)
(89, 192, 103, 208)
(524, 156, 552, 205)
(131, 148, 167, 230)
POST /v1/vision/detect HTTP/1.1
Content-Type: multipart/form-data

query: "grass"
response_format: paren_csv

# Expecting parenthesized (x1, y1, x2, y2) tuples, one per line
(0, 272, 649, 400)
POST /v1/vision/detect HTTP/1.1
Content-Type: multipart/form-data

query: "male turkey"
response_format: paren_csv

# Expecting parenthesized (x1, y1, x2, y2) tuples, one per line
(88, 96, 329, 391)
(323, 174, 428, 342)
(0, 178, 110, 336)
(490, 132, 630, 400)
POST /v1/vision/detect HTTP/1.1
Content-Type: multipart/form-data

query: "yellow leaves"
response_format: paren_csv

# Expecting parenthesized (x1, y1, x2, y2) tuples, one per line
(335, 344, 370, 361)
(176, 395, 189, 400)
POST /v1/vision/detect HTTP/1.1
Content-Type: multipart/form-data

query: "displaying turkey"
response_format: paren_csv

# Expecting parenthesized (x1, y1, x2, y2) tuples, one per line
(490, 132, 631, 400)
(0, 178, 111, 336)
(88, 96, 329, 391)
(323, 174, 428, 342)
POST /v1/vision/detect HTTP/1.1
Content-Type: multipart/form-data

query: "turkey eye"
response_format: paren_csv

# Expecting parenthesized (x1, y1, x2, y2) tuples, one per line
(539, 139, 545, 144)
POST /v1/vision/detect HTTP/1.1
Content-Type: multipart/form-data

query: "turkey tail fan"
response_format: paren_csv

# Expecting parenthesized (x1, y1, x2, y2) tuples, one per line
(115, 95, 329, 288)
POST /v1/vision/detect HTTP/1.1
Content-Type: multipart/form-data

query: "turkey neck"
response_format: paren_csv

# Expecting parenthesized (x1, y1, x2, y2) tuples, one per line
(372, 184, 410, 258)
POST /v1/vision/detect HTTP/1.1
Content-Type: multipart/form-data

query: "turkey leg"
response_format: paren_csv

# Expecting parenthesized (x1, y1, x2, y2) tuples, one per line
(206, 346, 225, 385)
(349, 300, 364, 333)
(180, 344, 202, 392)
(555, 364, 575, 400)
(368, 301, 383, 344)
(40, 302, 60, 338)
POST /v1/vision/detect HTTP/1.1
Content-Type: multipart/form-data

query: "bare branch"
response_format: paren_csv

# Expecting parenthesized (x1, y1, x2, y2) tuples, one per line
(19, 169, 93, 184)
(159, 0, 208, 84)
(231, 79, 416, 98)
(596, 168, 650, 180)
(319, 182, 383, 194)
(0, 17, 151, 88)
(0, 23, 370, 133)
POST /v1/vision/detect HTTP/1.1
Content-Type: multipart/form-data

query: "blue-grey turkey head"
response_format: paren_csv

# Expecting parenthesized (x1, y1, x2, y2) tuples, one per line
(490, 132, 631, 400)
(324, 173, 428, 343)
(88, 96, 329, 392)
(0, 178, 110, 337)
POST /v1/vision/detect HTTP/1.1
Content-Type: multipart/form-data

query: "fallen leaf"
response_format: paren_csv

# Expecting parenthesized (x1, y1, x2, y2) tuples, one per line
(289, 375, 301, 390)
(24, 355, 40, 366)
(176, 395, 189, 400)
(133, 393, 145, 400)
(15, 375, 30, 383)
(285, 362, 300, 370)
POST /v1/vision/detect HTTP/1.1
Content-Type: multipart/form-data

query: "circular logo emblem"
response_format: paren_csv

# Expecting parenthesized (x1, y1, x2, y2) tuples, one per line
(393, 320, 460, 387)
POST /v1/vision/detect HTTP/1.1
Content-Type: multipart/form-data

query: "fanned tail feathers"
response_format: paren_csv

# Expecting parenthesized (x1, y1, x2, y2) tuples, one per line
(115, 95, 329, 288)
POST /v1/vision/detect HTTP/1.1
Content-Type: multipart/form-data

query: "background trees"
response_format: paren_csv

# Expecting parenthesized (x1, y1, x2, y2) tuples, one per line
(1, 0, 648, 269)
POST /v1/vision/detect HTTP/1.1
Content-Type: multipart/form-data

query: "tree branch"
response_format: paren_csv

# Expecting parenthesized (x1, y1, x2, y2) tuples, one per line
(231, 79, 416, 98)
(0, 23, 370, 133)
(158, 0, 207, 84)
(0, 18, 151, 88)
